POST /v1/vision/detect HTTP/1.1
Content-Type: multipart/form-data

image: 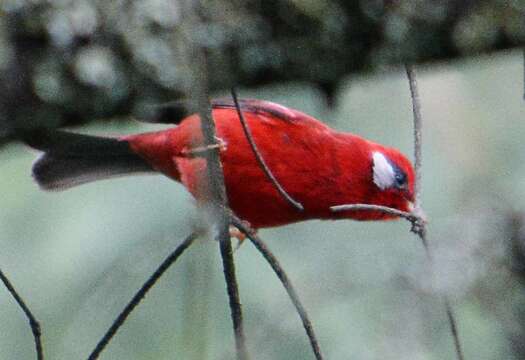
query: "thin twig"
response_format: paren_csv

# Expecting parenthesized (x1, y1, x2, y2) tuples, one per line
(198, 106, 248, 359)
(331, 204, 416, 222)
(405, 65, 423, 210)
(87, 232, 198, 360)
(329, 66, 463, 360)
(231, 87, 304, 211)
(405, 64, 464, 360)
(445, 299, 464, 360)
(330, 203, 426, 236)
(218, 234, 248, 359)
(230, 215, 324, 360)
(0, 269, 43, 360)
(180, 141, 225, 158)
(331, 204, 462, 360)
(417, 231, 464, 359)
(189, 14, 248, 358)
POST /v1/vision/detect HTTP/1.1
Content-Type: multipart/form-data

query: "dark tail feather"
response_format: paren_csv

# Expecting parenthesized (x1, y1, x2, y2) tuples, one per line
(22, 129, 154, 191)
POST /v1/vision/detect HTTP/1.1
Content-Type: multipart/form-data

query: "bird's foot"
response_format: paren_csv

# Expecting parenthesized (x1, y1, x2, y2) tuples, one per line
(230, 220, 256, 251)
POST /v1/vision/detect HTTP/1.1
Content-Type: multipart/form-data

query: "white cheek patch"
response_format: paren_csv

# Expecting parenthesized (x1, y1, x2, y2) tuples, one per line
(372, 151, 395, 190)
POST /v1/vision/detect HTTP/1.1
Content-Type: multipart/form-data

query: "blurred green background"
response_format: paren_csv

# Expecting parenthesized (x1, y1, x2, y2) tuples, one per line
(2, 0, 525, 359)
(1, 50, 525, 359)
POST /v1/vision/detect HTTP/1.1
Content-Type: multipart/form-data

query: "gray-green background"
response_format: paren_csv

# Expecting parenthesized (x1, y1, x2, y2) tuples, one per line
(1, 50, 524, 359)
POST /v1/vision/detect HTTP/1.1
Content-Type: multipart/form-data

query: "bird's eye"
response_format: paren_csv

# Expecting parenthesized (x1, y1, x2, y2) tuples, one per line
(394, 170, 407, 189)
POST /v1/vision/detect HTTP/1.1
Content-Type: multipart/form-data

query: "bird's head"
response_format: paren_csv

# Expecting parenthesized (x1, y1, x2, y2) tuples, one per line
(364, 146, 415, 219)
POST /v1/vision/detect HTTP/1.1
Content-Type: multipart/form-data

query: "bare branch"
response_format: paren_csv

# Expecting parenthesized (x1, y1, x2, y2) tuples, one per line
(445, 300, 464, 360)
(405, 65, 423, 211)
(230, 215, 324, 360)
(405, 64, 464, 360)
(87, 232, 198, 360)
(180, 141, 225, 158)
(0, 268, 43, 360)
(187, 10, 248, 357)
(194, 83, 250, 357)
(231, 87, 304, 211)
(195, 77, 249, 359)
(331, 204, 416, 222)
(332, 66, 464, 360)
(330, 203, 426, 236)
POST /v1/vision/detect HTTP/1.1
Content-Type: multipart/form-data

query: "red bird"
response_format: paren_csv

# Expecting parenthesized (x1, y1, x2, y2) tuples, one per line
(24, 99, 415, 228)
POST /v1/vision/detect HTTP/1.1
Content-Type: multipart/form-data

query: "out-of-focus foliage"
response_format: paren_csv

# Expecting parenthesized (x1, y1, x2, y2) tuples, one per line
(0, 0, 524, 139)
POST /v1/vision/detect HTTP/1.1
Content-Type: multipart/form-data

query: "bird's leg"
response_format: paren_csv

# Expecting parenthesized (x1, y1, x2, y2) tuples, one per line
(230, 219, 256, 251)
(180, 136, 227, 158)
(230, 226, 247, 250)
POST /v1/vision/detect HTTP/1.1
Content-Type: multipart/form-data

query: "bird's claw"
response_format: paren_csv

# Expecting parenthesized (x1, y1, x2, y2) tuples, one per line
(230, 226, 247, 251)
(230, 219, 255, 251)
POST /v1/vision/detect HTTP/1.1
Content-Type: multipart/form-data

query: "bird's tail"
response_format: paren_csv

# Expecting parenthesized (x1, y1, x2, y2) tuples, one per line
(22, 129, 154, 191)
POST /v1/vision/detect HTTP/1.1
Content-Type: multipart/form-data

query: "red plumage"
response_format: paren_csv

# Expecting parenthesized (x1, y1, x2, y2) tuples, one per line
(27, 99, 415, 228)
(123, 99, 415, 227)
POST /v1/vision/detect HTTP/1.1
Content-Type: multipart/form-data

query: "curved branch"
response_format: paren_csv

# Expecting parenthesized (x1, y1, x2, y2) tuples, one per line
(0, 268, 43, 360)
(231, 87, 304, 211)
(229, 215, 323, 360)
(87, 232, 198, 360)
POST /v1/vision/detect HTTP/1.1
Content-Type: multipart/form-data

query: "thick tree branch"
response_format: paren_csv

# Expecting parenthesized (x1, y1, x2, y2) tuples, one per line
(229, 215, 324, 360)
(87, 232, 198, 360)
(230, 87, 304, 211)
(0, 268, 43, 360)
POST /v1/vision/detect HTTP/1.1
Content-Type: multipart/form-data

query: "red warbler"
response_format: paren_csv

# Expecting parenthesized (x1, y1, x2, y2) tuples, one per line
(24, 99, 415, 228)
